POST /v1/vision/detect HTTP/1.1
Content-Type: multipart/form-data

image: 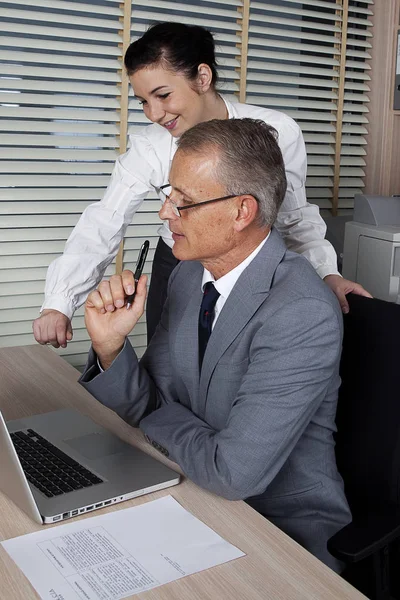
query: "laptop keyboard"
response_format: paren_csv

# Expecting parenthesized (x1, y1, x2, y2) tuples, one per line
(10, 429, 103, 498)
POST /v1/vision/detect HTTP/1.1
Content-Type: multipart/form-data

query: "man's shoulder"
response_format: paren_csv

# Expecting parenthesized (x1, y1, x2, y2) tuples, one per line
(246, 232, 341, 322)
(272, 250, 342, 321)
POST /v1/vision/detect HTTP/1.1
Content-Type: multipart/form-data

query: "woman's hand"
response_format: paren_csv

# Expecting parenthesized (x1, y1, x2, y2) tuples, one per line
(324, 274, 372, 314)
(32, 310, 72, 348)
(85, 270, 148, 369)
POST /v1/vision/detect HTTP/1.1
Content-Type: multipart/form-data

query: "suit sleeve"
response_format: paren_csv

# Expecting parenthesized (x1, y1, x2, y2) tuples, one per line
(79, 266, 180, 424)
(139, 298, 342, 501)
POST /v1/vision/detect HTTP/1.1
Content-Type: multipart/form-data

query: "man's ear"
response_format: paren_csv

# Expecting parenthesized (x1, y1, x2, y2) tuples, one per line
(234, 195, 259, 232)
(196, 63, 213, 93)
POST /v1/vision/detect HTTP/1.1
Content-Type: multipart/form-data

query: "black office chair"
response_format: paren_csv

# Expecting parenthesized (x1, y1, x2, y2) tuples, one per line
(328, 293, 400, 600)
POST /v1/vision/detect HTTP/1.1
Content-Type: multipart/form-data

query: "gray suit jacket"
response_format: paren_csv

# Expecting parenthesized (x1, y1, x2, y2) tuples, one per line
(80, 229, 351, 571)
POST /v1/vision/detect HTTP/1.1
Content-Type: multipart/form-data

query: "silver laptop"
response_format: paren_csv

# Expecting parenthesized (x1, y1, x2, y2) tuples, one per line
(0, 408, 180, 524)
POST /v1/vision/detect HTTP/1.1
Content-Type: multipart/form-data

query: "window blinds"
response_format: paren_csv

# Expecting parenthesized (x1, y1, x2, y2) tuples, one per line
(0, 0, 123, 368)
(245, 0, 373, 214)
(1, 0, 373, 369)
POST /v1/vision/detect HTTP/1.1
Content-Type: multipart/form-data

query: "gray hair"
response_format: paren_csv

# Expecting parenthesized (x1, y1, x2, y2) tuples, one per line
(176, 118, 287, 227)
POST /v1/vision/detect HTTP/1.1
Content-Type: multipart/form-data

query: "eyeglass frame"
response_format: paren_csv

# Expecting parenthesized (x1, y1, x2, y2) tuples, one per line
(159, 184, 258, 217)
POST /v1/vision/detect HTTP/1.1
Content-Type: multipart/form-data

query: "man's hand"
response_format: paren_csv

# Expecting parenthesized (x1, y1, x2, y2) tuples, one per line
(324, 274, 372, 314)
(85, 270, 148, 370)
(32, 309, 73, 348)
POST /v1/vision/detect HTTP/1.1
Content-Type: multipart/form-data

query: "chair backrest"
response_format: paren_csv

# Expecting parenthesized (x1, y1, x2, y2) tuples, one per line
(335, 293, 400, 516)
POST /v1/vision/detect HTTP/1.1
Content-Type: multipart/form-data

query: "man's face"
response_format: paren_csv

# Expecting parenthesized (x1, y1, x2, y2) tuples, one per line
(159, 149, 237, 264)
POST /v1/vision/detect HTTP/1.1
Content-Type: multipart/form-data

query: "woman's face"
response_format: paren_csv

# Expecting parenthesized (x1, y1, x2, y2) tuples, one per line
(130, 65, 212, 137)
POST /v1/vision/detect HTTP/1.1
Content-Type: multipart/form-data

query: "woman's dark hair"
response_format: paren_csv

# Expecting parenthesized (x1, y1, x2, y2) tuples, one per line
(124, 22, 218, 87)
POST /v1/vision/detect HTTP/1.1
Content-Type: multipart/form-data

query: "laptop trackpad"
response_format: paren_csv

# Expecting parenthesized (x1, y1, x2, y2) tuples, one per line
(64, 432, 128, 460)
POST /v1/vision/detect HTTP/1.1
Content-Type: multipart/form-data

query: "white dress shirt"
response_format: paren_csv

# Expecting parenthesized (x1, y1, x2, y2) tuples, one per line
(202, 233, 270, 329)
(42, 96, 338, 319)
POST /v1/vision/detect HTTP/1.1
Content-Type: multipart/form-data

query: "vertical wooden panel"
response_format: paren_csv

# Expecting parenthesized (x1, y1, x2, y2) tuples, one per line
(365, 0, 400, 196)
(332, 0, 349, 216)
(236, 0, 250, 103)
(116, 0, 132, 275)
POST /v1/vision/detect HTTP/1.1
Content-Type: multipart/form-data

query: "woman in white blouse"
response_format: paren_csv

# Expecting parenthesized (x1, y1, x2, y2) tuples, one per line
(33, 21, 370, 348)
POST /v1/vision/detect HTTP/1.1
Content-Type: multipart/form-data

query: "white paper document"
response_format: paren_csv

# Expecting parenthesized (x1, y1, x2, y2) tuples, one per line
(1, 495, 244, 600)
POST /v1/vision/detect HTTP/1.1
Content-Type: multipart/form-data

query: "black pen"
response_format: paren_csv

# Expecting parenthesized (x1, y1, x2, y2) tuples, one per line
(126, 240, 150, 309)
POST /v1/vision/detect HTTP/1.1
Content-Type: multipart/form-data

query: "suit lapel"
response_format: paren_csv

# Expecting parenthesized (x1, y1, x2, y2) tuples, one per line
(198, 229, 287, 408)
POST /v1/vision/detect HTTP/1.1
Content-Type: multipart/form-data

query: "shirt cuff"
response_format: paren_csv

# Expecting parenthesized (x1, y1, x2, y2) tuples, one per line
(94, 339, 128, 373)
(40, 296, 75, 320)
(316, 265, 341, 280)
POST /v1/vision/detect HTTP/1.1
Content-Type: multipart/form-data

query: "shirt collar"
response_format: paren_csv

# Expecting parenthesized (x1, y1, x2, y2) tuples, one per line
(201, 232, 270, 298)
(220, 94, 235, 119)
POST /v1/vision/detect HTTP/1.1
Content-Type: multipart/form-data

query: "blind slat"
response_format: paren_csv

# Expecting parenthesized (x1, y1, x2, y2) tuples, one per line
(1, 7, 122, 30)
(0, 106, 120, 122)
(0, 35, 120, 56)
(0, 134, 119, 148)
(0, 79, 120, 96)
(0, 92, 119, 108)
(10, 0, 121, 14)
(0, 121, 119, 135)
(0, 22, 121, 42)
(0, 162, 115, 175)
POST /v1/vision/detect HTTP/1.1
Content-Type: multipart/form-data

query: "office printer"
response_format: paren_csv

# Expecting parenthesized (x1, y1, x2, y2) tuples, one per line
(342, 194, 400, 303)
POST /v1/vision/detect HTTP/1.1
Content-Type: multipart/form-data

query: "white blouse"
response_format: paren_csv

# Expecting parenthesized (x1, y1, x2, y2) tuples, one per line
(42, 96, 338, 319)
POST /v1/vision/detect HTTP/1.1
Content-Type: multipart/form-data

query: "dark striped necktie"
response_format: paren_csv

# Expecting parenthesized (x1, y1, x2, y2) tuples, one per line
(198, 282, 220, 369)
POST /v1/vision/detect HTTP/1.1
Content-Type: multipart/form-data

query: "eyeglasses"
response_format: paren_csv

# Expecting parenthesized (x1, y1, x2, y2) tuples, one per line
(160, 184, 256, 217)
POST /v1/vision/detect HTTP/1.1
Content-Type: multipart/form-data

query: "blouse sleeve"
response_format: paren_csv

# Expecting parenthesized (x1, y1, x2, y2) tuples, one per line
(274, 118, 339, 279)
(42, 131, 165, 319)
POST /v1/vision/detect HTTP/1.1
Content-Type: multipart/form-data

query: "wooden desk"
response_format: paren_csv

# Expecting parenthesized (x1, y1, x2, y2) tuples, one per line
(0, 345, 366, 600)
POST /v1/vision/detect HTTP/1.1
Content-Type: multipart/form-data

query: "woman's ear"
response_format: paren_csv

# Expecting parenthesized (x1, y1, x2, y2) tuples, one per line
(196, 63, 213, 93)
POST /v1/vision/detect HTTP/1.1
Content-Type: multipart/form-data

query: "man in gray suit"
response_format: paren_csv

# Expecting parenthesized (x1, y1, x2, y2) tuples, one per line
(80, 118, 351, 572)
